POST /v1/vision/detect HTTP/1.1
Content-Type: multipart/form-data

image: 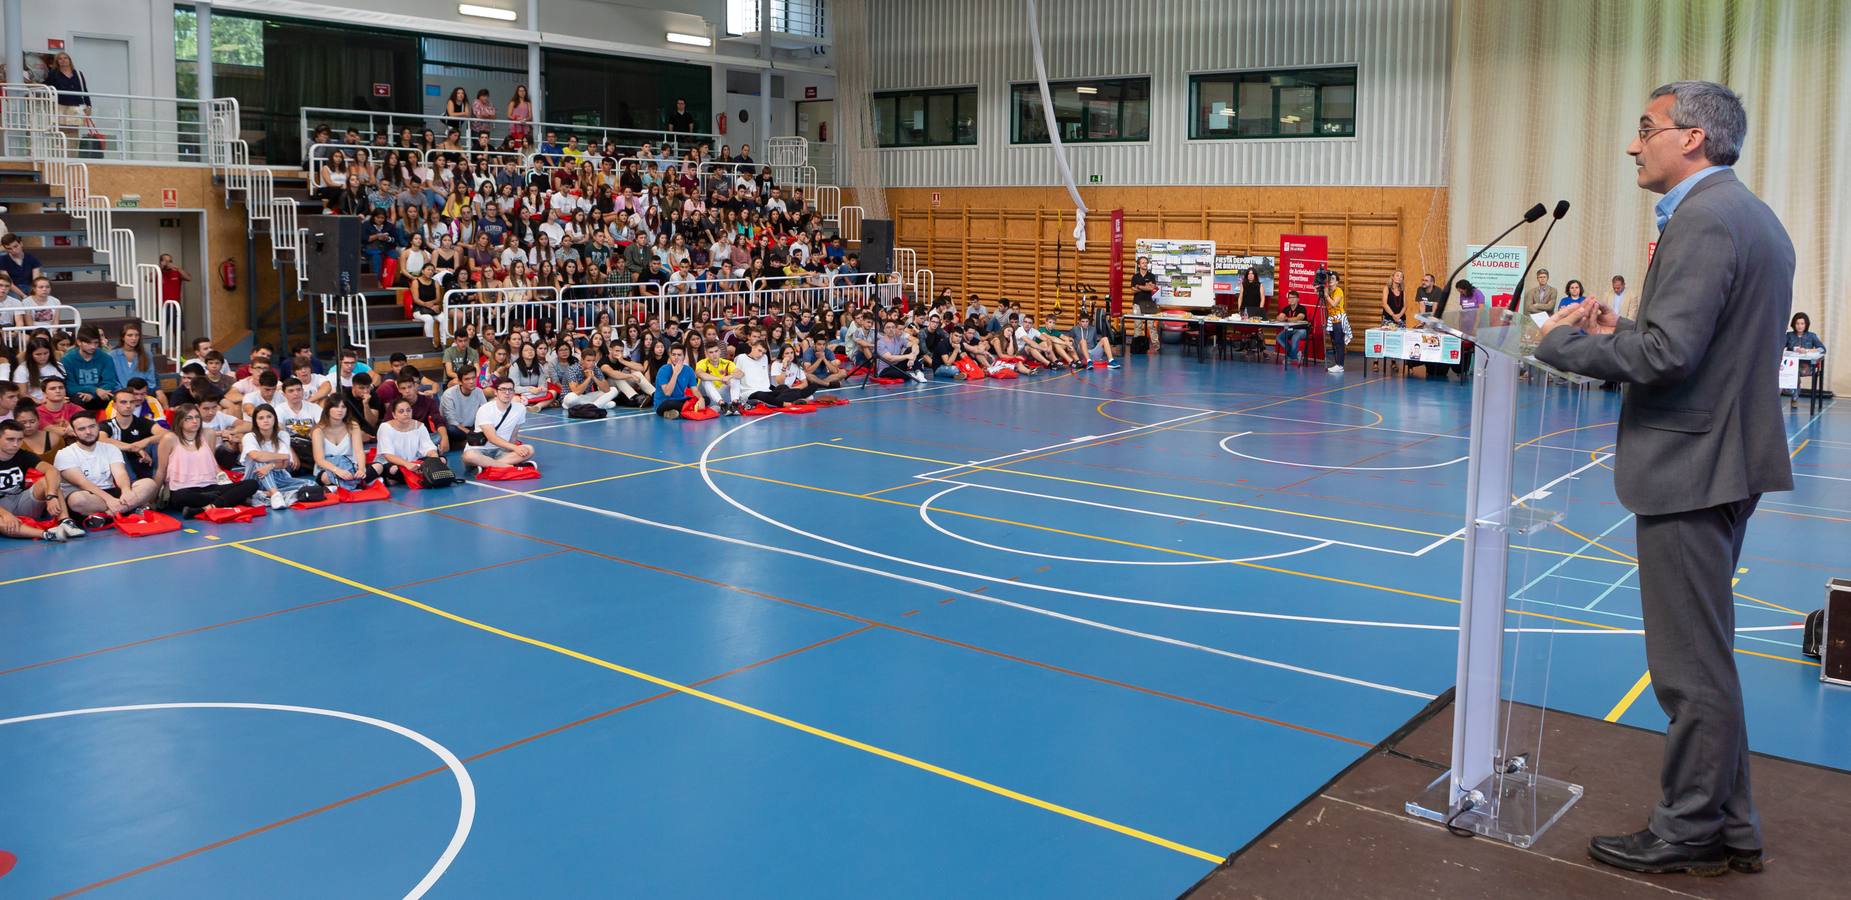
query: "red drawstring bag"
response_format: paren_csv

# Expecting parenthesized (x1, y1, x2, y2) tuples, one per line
(114, 509, 183, 537)
(990, 367, 1020, 380)
(679, 388, 719, 421)
(478, 463, 540, 481)
(871, 376, 906, 385)
(399, 288, 414, 319)
(24, 467, 43, 485)
(198, 505, 267, 524)
(811, 396, 849, 407)
(337, 481, 392, 503)
(19, 517, 58, 530)
(293, 493, 342, 510)
(956, 358, 986, 380)
(739, 403, 779, 416)
(379, 255, 399, 287)
(365, 447, 378, 465)
(780, 403, 817, 414)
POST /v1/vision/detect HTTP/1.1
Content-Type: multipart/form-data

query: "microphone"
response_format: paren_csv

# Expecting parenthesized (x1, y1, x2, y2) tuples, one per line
(1508, 200, 1571, 318)
(1433, 203, 1547, 319)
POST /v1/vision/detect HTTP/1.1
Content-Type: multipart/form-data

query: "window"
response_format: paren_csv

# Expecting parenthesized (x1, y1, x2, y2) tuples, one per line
(1189, 67, 1358, 140)
(872, 88, 977, 147)
(1011, 77, 1149, 143)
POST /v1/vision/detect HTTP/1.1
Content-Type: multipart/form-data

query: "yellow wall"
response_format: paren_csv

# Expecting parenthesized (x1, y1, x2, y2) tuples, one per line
(886, 186, 1449, 333)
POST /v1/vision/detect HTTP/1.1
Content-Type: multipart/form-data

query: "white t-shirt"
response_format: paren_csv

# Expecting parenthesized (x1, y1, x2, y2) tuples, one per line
(474, 399, 526, 443)
(1014, 326, 1041, 348)
(57, 440, 126, 490)
(298, 372, 332, 397)
(239, 432, 290, 468)
(734, 353, 772, 393)
(203, 411, 239, 433)
(242, 389, 281, 410)
(276, 401, 322, 439)
(771, 360, 804, 388)
(376, 422, 437, 461)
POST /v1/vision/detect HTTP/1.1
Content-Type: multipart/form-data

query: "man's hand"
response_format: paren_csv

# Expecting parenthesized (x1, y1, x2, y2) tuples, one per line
(1539, 302, 1597, 340)
(1583, 300, 1619, 335)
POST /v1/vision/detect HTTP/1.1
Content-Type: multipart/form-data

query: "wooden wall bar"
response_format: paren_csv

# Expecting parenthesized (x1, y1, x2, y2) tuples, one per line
(886, 186, 1449, 336)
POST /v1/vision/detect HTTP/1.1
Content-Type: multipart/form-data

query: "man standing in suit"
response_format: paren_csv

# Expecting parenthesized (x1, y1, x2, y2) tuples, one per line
(1538, 81, 1794, 877)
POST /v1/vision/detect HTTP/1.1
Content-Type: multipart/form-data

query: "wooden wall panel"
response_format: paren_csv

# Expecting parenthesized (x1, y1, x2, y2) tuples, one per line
(83, 166, 277, 350)
(889, 186, 1449, 338)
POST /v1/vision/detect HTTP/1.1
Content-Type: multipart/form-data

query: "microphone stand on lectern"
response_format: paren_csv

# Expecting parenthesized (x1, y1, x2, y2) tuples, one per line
(1404, 202, 1589, 848)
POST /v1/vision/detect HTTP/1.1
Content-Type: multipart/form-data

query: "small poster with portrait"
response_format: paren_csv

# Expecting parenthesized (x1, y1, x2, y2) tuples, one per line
(1136, 239, 1217, 307)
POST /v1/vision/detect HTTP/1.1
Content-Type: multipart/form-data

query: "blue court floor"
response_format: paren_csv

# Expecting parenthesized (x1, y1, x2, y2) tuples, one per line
(2, 356, 1846, 898)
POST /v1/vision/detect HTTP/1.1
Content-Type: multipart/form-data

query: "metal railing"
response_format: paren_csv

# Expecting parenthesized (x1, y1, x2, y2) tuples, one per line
(210, 105, 308, 287)
(21, 89, 217, 163)
(300, 106, 718, 165)
(443, 275, 903, 338)
(2, 304, 84, 349)
(157, 299, 183, 369)
(766, 136, 808, 168)
(838, 204, 864, 243)
(321, 293, 371, 360)
(729, 0, 829, 39)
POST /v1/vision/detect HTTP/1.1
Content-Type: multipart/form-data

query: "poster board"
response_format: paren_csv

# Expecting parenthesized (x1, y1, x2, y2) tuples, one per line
(1464, 244, 1529, 307)
(1214, 254, 1277, 299)
(1367, 328, 1462, 363)
(1137, 239, 1217, 307)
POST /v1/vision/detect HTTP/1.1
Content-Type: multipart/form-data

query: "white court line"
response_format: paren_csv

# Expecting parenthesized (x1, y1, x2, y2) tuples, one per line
(468, 477, 1439, 699)
(916, 483, 1338, 566)
(1794, 472, 1851, 483)
(0, 702, 474, 899)
(912, 411, 1213, 478)
(522, 380, 965, 432)
(1405, 453, 1615, 557)
(917, 476, 1422, 557)
(1219, 433, 1468, 471)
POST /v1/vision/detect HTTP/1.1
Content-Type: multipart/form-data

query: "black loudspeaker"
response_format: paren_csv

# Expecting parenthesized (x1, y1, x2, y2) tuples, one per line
(860, 218, 894, 274)
(1821, 578, 1851, 686)
(301, 214, 362, 295)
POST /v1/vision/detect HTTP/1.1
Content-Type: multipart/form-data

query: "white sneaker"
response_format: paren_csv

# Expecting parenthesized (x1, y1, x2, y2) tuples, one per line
(912, 370, 928, 383)
(1327, 364, 1344, 374)
(270, 491, 290, 510)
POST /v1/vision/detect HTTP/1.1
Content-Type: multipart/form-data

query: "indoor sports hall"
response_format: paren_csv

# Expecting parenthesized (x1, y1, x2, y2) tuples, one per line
(2, 1, 1848, 898)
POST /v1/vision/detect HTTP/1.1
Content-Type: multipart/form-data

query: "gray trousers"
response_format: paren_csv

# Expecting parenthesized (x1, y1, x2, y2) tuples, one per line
(1635, 494, 1761, 848)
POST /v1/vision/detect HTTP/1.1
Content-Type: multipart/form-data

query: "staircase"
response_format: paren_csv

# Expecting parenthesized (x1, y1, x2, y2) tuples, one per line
(1, 84, 179, 369)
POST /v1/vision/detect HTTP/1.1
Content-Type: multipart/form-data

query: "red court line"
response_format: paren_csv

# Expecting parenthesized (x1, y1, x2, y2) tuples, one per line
(50, 623, 877, 898)
(0, 551, 570, 678)
(428, 510, 1374, 749)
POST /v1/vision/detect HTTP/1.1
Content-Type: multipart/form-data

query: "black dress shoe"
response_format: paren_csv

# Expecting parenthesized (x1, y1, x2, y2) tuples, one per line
(1727, 846, 1763, 874)
(1588, 829, 1729, 876)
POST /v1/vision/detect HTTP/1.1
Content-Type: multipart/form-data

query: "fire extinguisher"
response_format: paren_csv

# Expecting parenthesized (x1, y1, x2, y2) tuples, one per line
(717, 112, 727, 135)
(219, 258, 237, 291)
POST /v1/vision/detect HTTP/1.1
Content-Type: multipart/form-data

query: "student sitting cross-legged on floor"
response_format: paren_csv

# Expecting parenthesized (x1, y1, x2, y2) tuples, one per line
(463, 377, 535, 472)
(155, 402, 263, 517)
(241, 404, 319, 509)
(310, 401, 370, 490)
(375, 397, 442, 482)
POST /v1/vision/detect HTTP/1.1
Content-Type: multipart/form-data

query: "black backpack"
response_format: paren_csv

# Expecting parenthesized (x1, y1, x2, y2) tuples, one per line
(567, 404, 608, 419)
(1803, 609, 1825, 659)
(419, 456, 459, 488)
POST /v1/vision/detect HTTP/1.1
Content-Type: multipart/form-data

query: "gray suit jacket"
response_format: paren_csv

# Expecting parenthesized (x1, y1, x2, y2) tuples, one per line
(1535, 170, 1794, 516)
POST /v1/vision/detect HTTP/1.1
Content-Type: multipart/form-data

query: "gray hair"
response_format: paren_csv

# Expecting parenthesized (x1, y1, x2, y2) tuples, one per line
(1650, 81, 1746, 166)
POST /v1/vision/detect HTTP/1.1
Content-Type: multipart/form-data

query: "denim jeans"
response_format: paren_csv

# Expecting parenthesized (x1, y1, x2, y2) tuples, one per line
(1278, 328, 1308, 360)
(316, 453, 362, 490)
(255, 467, 317, 498)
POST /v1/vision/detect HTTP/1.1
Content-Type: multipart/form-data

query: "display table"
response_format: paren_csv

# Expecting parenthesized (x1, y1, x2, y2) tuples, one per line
(1781, 349, 1827, 415)
(1366, 327, 1463, 363)
(1121, 312, 1291, 364)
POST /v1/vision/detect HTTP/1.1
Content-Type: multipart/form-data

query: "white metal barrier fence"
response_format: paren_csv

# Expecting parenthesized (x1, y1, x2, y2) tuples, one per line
(443, 277, 906, 339)
(320, 293, 372, 361)
(2, 306, 84, 350)
(300, 106, 716, 163)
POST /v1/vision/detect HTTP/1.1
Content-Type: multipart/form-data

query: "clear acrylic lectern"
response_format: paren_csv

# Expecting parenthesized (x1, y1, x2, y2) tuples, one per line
(1403, 304, 1588, 847)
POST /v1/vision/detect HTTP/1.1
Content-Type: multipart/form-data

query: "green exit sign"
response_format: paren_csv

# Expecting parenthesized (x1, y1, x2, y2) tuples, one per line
(1088, 174, 1102, 183)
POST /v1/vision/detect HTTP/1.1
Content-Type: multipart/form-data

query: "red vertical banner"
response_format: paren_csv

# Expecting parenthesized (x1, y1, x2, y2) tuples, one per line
(1107, 208, 1126, 315)
(1280, 234, 1329, 358)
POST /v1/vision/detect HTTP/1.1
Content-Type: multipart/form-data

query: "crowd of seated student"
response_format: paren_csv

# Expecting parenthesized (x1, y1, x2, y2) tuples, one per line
(306, 116, 879, 347)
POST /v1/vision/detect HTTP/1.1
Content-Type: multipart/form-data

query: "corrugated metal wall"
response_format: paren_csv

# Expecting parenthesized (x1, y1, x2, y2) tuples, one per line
(862, 0, 1450, 187)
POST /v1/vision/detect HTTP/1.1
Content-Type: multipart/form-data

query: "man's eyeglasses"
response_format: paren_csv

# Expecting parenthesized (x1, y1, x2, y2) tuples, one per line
(1637, 124, 1695, 142)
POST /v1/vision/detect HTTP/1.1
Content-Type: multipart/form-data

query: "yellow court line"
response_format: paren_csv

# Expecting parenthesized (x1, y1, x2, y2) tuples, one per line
(1791, 439, 1810, 458)
(816, 441, 1634, 567)
(230, 543, 1225, 865)
(1550, 522, 1804, 616)
(0, 468, 682, 590)
(1604, 670, 1653, 722)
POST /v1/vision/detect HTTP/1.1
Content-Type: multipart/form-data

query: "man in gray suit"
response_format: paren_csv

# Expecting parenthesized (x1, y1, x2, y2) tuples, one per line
(1538, 81, 1793, 877)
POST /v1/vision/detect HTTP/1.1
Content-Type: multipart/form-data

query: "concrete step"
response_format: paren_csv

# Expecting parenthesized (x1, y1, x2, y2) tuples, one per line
(0, 182, 56, 203)
(0, 168, 42, 183)
(54, 281, 129, 302)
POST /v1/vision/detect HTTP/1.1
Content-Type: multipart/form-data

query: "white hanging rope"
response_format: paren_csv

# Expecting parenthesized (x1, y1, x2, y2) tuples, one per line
(1025, 0, 1088, 252)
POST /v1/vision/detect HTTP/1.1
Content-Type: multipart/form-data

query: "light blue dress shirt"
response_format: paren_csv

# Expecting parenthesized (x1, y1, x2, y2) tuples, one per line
(1653, 165, 1728, 232)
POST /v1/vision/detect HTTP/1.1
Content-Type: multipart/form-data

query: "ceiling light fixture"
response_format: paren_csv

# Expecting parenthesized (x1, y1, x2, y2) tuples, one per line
(1075, 86, 1098, 95)
(458, 4, 517, 21)
(667, 31, 713, 47)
